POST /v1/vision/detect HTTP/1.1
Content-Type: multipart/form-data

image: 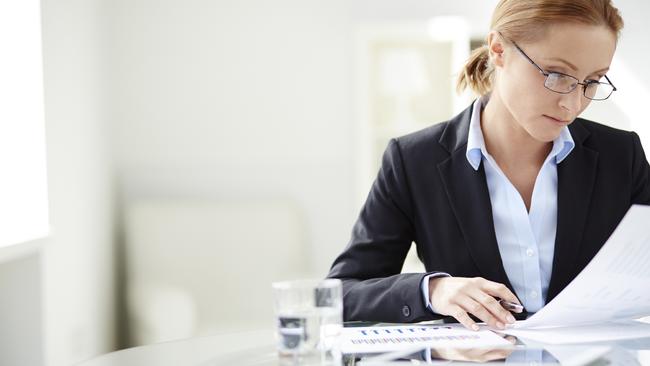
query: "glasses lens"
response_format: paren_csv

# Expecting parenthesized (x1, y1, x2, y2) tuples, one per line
(545, 73, 578, 93)
(585, 82, 614, 100)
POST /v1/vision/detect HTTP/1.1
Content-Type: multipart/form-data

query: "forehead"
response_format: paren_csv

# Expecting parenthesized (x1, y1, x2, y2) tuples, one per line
(523, 23, 617, 74)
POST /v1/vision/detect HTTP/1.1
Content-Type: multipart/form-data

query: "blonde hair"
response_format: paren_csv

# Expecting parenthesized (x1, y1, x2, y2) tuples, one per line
(457, 0, 624, 96)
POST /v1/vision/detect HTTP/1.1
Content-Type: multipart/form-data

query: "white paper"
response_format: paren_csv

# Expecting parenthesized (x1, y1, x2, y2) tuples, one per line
(514, 205, 650, 329)
(503, 319, 650, 344)
(337, 324, 512, 354)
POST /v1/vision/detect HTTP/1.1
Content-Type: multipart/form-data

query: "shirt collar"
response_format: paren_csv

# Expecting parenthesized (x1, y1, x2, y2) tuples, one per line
(465, 96, 575, 171)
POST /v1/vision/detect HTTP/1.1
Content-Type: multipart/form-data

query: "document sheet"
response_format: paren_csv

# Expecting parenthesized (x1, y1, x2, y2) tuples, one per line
(338, 324, 512, 354)
(503, 319, 650, 344)
(513, 204, 650, 329)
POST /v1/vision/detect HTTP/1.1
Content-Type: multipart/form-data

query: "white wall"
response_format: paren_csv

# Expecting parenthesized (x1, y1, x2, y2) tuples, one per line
(0, 254, 42, 366)
(349, 0, 498, 37)
(41, 0, 115, 364)
(615, 0, 650, 87)
(607, 0, 650, 148)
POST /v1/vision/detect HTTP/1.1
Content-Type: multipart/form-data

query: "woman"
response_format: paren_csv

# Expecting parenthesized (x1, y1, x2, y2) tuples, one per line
(327, 0, 650, 331)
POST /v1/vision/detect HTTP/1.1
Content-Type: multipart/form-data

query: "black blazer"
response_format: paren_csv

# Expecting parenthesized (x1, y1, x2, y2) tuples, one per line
(327, 103, 650, 323)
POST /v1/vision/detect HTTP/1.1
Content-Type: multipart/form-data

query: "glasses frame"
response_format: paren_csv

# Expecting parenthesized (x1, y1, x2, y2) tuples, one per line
(500, 34, 617, 101)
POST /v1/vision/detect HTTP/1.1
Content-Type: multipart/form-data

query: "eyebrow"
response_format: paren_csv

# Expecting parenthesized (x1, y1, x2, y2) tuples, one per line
(543, 56, 610, 76)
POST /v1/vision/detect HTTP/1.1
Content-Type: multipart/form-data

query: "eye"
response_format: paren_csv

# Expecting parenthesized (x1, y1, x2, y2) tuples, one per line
(585, 75, 604, 83)
(546, 71, 576, 80)
(544, 65, 570, 74)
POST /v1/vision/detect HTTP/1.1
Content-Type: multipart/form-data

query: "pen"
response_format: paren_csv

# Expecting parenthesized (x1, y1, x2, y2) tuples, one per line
(499, 299, 524, 313)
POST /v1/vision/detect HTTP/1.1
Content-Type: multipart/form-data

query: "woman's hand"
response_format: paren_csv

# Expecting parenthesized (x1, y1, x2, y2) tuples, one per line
(429, 276, 522, 331)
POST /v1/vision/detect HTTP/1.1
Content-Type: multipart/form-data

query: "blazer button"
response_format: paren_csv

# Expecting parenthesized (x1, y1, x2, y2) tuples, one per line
(402, 305, 411, 318)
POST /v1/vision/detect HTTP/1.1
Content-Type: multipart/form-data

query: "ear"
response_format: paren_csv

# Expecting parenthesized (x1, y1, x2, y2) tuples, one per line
(486, 31, 506, 68)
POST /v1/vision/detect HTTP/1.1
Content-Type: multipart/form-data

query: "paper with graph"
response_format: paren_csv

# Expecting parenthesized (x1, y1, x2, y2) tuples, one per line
(338, 324, 512, 353)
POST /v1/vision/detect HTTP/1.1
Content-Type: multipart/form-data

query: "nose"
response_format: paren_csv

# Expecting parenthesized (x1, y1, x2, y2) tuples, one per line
(558, 86, 583, 115)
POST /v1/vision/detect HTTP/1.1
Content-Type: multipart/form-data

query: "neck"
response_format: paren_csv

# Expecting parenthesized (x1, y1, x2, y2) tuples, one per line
(480, 93, 552, 169)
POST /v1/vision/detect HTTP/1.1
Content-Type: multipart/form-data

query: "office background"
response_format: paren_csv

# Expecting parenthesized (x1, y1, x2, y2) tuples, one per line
(0, 0, 649, 365)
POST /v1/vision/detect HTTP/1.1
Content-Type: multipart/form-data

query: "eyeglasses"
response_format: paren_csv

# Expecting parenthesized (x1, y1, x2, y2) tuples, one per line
(503, 36, 617, 101)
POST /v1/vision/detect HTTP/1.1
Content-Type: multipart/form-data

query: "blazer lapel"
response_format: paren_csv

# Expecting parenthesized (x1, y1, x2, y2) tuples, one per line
(437, 105, 514, 291)
(546, 120, 598, 303)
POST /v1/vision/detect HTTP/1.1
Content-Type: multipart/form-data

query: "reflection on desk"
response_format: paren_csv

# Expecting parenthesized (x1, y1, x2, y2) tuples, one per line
(75, 324, 650, 366)
(355, 344, 610, 365)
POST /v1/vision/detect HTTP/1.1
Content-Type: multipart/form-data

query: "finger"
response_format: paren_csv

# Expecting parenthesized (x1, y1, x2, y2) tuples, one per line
(480, 349, 513, 362)
(479, 280, 522, 308)
(457, 297, 504, 330)
(470, 290, 516, 325)
(449, 306, 480, 331)
(462, 348, 509, 363)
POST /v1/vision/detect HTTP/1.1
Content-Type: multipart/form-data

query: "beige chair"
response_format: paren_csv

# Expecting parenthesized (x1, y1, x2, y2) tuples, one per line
(124, 199, 307, 346)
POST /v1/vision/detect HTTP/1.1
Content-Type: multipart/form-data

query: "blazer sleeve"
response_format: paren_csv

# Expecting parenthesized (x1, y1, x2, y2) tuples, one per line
(326, 139, 436, 323)
(631, 132, 650, 205)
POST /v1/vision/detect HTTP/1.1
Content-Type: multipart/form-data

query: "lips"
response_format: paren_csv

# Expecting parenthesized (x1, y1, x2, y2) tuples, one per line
(544, 115, 572, 124)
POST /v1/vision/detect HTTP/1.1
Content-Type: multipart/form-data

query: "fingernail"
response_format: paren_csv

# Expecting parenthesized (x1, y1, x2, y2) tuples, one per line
(472, 324, 480, 331)
(497, 322, 505, 329)
(507, 314, 515, 323)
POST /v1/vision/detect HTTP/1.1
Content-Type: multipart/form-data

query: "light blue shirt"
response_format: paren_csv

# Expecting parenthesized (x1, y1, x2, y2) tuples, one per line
(422, 97, 575, 313)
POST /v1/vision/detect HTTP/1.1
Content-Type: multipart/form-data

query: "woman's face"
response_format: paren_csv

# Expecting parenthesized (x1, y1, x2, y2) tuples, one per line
(490, 23, 617, 143)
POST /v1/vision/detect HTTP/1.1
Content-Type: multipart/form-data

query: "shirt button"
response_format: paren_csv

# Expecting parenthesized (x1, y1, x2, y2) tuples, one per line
(526, 248, 535, 257)
(530, 291, 538, 299)
(402, 305, 411, 318)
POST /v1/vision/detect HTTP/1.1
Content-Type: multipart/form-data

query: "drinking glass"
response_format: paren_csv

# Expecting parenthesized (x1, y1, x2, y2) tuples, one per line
(271, 279, 343, 364)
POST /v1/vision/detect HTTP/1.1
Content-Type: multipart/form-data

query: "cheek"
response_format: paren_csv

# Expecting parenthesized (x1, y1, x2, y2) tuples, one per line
(578, 98, 592, 115)
(500, 70, 549, 116)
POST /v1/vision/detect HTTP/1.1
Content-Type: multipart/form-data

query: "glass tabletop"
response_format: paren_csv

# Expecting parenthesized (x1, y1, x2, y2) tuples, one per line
(202, 336, 650, 365)
(77, 323, 650, 366)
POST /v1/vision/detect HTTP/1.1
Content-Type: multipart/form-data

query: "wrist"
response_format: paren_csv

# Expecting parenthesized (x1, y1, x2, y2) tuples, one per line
(428, 276, 444, 301)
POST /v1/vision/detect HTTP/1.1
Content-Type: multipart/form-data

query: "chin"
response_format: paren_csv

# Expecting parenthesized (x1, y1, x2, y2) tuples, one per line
(532, 130, 561, 143)
(533, 116, 570, 141)
(526, 124, 561, 143)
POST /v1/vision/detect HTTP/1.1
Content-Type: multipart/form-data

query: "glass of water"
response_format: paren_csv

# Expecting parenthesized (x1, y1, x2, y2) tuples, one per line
(271, 279, 343, 364)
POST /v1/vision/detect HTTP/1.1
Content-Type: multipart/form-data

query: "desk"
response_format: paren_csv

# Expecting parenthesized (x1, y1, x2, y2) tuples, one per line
(76, 326, 650, 365)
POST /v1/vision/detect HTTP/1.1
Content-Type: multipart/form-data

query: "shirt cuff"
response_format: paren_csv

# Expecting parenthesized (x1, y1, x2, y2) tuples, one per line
(420, 272, 451, 314)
